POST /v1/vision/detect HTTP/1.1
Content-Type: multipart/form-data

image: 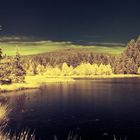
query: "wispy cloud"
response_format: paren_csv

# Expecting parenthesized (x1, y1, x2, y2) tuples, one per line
(87, 42, 125, 46)
(0, 36, 34, 42)
(0, 25, 2, 30)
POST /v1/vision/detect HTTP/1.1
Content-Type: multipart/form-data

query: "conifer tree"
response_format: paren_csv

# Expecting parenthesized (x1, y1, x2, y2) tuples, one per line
(115, 37, 140, 74)
(0, 48, 2, 60)
(10, 50, 26, 83)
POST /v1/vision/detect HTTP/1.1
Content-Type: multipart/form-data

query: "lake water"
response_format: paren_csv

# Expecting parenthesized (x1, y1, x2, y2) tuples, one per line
(1, 78, 140, 140)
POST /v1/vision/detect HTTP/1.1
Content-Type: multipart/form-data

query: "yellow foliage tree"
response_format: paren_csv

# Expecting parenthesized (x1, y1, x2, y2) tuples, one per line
(29, 62, 113, 76)
(61, 62, 74, 76)
(36, 64, 45, 75)
(137, 67, 140, 74)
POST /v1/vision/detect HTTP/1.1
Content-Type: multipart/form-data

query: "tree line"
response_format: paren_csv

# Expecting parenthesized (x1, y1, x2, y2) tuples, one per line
(0, 36, 140, 84)
(26, 62, 113, 76)
(22, 37, 140, 75)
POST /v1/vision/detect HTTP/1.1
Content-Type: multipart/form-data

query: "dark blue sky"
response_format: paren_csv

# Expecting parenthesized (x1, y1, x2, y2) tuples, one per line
(0, 0, 140, 43)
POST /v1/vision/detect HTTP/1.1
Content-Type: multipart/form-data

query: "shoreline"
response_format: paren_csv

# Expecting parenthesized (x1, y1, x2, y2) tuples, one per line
(0, 74, 140, 93)
(72, 74, 140, 79)
(0, 75, 75, 93)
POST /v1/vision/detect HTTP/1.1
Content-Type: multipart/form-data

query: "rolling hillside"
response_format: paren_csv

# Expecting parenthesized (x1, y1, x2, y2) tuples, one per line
(0, 41, 125, 56)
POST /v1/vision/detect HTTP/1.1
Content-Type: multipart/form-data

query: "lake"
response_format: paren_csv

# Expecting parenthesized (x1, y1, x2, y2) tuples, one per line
(1, 78, 140, 140)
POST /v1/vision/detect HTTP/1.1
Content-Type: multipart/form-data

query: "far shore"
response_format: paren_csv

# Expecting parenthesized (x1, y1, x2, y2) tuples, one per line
(0, 75, 75, 93)
(0, 74, 140, 93)
(72, 74, 140, 79)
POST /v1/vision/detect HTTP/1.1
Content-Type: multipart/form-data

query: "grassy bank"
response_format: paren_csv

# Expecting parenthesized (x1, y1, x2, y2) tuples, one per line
(0, 75, 75, 93)
(43, 74, 140, 80)
(0, 74, 140, 93)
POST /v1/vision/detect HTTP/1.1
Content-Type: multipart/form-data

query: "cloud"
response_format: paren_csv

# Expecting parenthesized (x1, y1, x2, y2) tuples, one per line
(84, 35, 102, 39)
(0, 36, 35, 42)
(0, 25, 2, 30)
(87, 42, 125, 46)
(76, 40, 125, 46)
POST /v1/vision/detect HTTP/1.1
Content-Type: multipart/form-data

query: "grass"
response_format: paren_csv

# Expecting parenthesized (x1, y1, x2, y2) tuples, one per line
(0, 75, 75, 92)
(0, 130, 35, 140)
(1, 74, 140, 93)
(0, 41, 125, 56)
(0, 104, 10, 137)
(0, 105, 9, 123)
(0, 104, 35, 140)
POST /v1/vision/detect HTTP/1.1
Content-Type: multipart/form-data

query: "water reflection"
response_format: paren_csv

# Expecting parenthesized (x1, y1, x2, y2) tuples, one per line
(1, 78, 140, 139)
(0, 96, 9, 105)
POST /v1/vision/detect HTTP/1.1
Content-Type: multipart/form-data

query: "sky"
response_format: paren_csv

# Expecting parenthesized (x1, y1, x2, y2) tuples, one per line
(0, 0, 140, 44)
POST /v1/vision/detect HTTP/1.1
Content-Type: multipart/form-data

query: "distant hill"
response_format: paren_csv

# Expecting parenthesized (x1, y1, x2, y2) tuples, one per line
(0, 39, 125, 56)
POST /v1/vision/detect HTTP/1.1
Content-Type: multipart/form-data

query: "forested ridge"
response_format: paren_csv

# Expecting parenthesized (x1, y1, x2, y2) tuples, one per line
(0, 37, 140, 84)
